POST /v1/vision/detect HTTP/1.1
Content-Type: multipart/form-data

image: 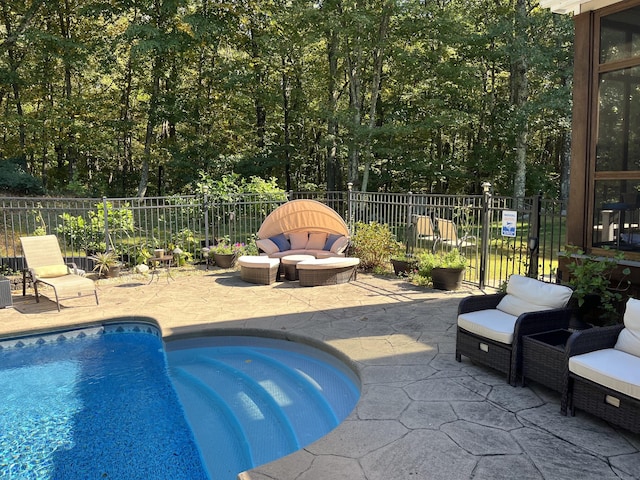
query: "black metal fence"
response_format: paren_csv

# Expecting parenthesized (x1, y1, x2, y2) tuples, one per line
(0, 188, 566, 289)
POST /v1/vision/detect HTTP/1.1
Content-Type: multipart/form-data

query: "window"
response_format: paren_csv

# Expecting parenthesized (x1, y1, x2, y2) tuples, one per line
(592, 6, 640, 252)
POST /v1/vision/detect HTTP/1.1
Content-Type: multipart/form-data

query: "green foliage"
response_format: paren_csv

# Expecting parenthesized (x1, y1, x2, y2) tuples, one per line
(415, 249, 468, 279)
(562, 247, 630, 322)
(351, 222, 403, 272)
(0, 158, 44, 195)
(56, 202, 134, 253)
(90, 251, 121, 277)
(0, 0, 574, 198)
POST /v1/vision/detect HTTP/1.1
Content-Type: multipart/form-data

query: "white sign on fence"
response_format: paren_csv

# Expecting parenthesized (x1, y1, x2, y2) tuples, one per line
(501, 210, 517, 237)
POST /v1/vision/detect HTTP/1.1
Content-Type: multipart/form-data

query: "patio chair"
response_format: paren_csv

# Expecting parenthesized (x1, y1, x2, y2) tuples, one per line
(456, 274, 573, 385)
(20, 235, 99, 311)
(413, 215, 439, 252)
(561, 298, 640, 433)
(438, 218, 475, 249)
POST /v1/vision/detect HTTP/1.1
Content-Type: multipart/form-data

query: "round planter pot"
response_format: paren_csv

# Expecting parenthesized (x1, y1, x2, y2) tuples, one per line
(106, 265, 121, 278)
(391, 258, 417, 276)
(431, 267, 465, 290)
(213, 252, 236, 269)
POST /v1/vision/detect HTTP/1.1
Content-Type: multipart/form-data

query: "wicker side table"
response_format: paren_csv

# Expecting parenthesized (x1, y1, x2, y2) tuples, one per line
(523, 329, 575, 392)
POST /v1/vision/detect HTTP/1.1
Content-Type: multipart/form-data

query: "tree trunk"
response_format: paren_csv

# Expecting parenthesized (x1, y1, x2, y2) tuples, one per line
(511, 0, 528, 199)
(138, 55, 163, 198)
(326, 28, 340, 191)
(361, 1, 392, 193)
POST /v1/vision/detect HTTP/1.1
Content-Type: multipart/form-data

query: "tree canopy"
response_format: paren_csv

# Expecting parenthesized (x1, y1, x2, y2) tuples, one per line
(0, 0, 573, 198)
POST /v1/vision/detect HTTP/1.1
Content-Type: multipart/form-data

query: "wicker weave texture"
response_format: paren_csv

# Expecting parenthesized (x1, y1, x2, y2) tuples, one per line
(522, 329, 573, 392)
(240, 265, 279, 285)
(570, 374, 640, 434)
(298, 265, 357, 287)
(456, 328, 512, 379)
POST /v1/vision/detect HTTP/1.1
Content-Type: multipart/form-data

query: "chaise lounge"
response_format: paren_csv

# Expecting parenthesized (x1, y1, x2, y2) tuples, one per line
(20, 235, 99, 311)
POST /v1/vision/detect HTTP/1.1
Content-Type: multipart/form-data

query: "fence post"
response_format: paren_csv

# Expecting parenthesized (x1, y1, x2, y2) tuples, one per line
(103, 196, 110, 252)
(479, 182, 492, 289)
(528, 193, 541, 279)
(347, 183, 354, 231)
(203, 192, 209, 248)
(406, 192, 414, 255)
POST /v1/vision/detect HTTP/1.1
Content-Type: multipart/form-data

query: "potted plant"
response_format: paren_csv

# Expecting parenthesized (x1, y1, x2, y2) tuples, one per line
(90, 251, 122, 278)
(390, 253, 417, 277)
(208, 240, 245, 268)
(415, 248, 468, 290)
(560, 248, 630, 326)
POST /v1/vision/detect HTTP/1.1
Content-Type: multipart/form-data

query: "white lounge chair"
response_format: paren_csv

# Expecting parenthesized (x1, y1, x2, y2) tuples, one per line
(20, 235, 99, 311)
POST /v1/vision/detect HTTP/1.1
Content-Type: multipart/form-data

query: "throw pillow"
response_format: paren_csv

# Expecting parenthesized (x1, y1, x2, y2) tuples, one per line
(615, 298, 640, 357)
(307, 232, 328, 250)
(33, 264, 69, 278)
(269, 233, 291, 252)
(256, 238, 279, 255)
(289, 231, 309, 250)
(330, 236, 349, 254)
(323, 233, 342, 251)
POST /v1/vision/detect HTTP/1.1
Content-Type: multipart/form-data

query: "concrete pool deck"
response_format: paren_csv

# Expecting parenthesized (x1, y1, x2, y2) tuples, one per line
(1, 267, 640, 480)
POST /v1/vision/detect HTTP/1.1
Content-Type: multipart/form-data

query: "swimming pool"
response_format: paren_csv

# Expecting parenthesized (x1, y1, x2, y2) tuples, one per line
(0, 323, 360, 480)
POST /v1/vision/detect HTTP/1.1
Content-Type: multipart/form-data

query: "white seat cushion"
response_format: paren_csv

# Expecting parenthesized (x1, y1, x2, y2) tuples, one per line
(296, 257, 360, 270)
(615, 298, 640, 357)
(457, 309, 518, 344)
(237, 256, 280, 268)
(569, 348, 640, 401)
(496, 275, 573, 317)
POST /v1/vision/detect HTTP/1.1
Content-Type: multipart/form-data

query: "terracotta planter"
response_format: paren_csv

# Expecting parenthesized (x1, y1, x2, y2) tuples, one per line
(431, 267, 465, 290)
(213, 252, 236, 268)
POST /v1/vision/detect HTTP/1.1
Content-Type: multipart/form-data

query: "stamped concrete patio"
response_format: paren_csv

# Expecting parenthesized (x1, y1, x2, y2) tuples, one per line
(1, 268, 639, 480)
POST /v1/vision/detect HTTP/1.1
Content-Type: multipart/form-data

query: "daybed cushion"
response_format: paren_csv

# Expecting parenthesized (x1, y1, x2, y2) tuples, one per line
(289, 231, 309, 250)
(33, 264, 70, 278)
(237, 256, 280, 268)
(615, 298, 640, 357)
(569, 348, 640, 401)
(296, 257, 360, 270)
(329, 236, 349, 254)
(256, 238, 279, 255)
(496, 275, 573, 317)
(324, 233, 343, 251)
(269, 233, 290, 252)
(307, 232, 328, 250)
(457, 309, 519, 344)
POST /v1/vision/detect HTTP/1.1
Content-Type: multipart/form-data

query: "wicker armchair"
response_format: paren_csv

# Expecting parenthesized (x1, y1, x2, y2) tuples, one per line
(456, 275, 573, 386)
(562, 298, 640, 433)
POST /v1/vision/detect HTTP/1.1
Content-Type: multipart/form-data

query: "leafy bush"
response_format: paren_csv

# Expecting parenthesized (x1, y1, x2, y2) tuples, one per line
(0, 157, 44, 195)
(350, 222, 402, 271)
(56, 201, 134, 253)
(411, 249, 468, 285)
(562, 247, 630, 323)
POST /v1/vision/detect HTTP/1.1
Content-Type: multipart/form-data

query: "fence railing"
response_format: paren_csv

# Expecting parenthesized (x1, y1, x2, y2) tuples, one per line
(0, 189, 566, 289)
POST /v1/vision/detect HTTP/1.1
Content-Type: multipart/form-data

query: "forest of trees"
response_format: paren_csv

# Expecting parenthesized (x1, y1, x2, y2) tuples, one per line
(0, 0, 574, 199)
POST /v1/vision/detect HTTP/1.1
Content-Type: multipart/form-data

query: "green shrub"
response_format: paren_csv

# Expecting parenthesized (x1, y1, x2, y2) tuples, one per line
(412, 249, 468, 285)
(351, 222, 403, 271)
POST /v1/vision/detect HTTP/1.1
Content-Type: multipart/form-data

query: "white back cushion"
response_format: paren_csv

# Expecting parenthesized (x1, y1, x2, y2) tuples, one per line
(615, 297, 640, 357)
(496, 275, 573, 317)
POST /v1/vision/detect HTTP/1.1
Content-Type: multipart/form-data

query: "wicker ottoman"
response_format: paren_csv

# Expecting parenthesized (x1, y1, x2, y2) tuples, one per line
(237, 256, 280, 285)
(281, 254, 315, 281)
(296, 257, 360, 287)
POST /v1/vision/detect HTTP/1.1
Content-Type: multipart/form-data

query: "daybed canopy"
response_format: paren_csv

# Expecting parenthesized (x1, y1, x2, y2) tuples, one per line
(257, 199, 349, 239)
